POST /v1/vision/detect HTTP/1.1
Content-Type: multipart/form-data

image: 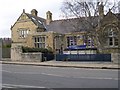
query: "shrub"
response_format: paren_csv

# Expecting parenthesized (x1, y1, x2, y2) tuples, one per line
(2, 44, 11, 48)
(22, 46, 53, 53)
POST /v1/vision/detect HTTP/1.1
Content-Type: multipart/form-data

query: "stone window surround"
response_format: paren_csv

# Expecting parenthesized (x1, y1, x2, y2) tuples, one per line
(18, 28, 29, 38)
(34, 36, 46, 48)
(103, 25, 119, 48)
(67, 36, 77, 47)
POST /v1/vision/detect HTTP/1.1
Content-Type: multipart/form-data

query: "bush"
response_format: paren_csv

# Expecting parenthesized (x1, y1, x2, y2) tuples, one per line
(2, 44, 11, 48)
(22, 46, 53, 53)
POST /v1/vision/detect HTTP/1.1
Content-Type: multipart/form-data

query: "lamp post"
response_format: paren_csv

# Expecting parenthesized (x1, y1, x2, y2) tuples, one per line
(54, 35, 57, 61)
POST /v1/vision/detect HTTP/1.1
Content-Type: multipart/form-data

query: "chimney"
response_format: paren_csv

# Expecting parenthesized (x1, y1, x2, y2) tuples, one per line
(98, 2, 104, 19)
(46, 11, 52, 25)
(23, 9, 25, 13)
(31, 9, 38, 16)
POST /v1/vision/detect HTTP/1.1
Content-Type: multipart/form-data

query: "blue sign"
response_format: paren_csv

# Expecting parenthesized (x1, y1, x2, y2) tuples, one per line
(67, 45, 86, 50)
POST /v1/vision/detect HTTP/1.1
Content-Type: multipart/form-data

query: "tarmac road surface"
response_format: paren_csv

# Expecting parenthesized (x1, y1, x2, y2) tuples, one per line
(2, 64, 119, 89)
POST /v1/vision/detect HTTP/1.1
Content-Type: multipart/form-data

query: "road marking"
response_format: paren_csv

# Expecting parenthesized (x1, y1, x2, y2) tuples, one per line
(77, 76, 118, 80)
(2, 70, 118, 80)
(41, 72, 118, 80)
(41, 73, 64, 77)
(72, 68, 119, 71)
(2, 84, 46, 88)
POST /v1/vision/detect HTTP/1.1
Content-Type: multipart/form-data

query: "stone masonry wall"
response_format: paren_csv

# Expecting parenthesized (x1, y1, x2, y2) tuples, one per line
(21, 53, 42, 62)
(111, 53, 120, 64)
(11, 45, 42, 62)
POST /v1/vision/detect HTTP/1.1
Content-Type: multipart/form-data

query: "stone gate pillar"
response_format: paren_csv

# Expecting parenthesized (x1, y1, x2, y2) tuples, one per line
(11, 44, 22, 61)
(111, 53, 120, 64)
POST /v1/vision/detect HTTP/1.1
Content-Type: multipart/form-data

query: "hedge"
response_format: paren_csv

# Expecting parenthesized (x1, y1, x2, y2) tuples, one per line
(22, 47, 53, 53)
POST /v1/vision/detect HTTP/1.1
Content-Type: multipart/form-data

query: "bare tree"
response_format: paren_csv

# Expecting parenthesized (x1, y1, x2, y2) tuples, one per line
(61, 0, 119, 53)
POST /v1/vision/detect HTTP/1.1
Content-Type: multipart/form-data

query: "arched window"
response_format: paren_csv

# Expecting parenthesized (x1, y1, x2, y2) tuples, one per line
(106, 26, 118, 47)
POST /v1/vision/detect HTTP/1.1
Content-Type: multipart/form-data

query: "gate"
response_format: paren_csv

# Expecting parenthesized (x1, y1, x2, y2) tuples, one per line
(42, 53, 54, 61)
(56, 54, 111, 62)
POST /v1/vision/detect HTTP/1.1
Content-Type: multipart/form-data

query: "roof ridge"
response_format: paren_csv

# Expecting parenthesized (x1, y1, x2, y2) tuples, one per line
(26, 13, 45, 20)
(52, 17, 79, 22)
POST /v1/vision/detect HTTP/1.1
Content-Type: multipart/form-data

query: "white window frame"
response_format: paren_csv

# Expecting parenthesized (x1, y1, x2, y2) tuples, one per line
(107, 27, 118, 47)
(18, 29, 29, 38)
(67, 36, 77, 47)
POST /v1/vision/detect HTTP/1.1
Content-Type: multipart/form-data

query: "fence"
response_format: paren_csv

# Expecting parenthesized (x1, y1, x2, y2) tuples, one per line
(42, 53, 54, 61)
(56, 54, 111, 62)
(2, 48, 11, 58)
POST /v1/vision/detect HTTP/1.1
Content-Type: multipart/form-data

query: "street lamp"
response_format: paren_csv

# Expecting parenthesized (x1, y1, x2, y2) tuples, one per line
(53, 35, 57, 61)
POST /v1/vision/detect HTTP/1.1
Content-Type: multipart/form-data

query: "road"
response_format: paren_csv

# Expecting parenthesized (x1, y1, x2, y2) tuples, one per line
(1, 64, 119, 89)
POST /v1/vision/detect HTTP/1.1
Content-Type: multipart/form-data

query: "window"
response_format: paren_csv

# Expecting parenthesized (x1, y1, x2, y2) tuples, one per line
(107, 26, 118, 47)
(114, 37, 118, 46)
(38, 20, 42, 24)
(32, 17, 36, 21)
(67, 36, 77, 47)
(109, 37, 113, 46)
(19, 29, 29, 38)
(34, 36, 45, 48)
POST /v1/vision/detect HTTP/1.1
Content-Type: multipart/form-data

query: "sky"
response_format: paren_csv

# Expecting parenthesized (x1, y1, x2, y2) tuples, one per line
(0, 0, 119, 38)
(0, 0, 63, 38)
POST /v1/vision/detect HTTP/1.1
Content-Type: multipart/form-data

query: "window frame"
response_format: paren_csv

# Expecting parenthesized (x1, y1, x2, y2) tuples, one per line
(105, 26, 118, 47)
(18, 28, 29, 38)
(34, 36, 46, 48)
(67, 36, 77, 47)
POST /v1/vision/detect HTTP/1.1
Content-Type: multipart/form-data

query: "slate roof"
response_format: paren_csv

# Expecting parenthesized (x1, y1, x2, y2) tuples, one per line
(46, 12, 120, 34)
(116, 13, 120, 20)
(46, 19, 81, 34)
(46, 17, 99, 34)
(26, 13, 46, 30)
(25, 11, 120, 34)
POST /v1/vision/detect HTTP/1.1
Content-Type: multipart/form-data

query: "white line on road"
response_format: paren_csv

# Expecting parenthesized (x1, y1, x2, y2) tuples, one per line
(2, 84, 46, 88)
(2, 70, 118, 80)
(41, 72, 118, 80)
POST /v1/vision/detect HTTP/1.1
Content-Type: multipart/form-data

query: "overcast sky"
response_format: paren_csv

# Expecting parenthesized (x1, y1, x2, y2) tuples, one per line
(0, 0, 63, 38)
(0, 0, 119, 38)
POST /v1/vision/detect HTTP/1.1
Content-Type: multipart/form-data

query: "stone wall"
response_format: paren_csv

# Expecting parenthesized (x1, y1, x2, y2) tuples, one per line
(11, 44, 22, 61)
(11, 45, 42, 62)
(111, 53, 120, 64)
(21, 53, 42, 62)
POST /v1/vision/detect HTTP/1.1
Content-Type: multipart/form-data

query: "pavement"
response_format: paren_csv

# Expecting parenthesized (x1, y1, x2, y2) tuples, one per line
(0, 59, 119, 69)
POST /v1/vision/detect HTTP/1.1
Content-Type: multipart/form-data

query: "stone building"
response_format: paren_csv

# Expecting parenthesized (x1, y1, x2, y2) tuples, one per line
(11, 9, 85, 54)
(97, 9, 120, 54)
(11, 5, 120, 59)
